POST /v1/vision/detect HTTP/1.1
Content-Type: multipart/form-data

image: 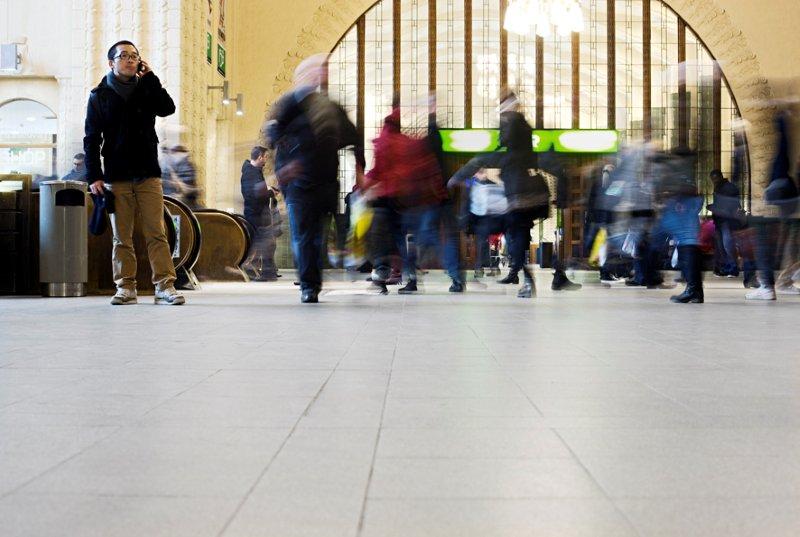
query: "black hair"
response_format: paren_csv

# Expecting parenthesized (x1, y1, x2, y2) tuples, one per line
(107, 40, 138, 61)
(710, 169, 724, 179)
(73, 153, 85, 160)
(250, 146, 268, 161)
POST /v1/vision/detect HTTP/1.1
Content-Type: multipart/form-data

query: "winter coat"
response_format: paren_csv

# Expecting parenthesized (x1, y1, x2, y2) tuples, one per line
(241, 160, 273, 228)
(83, 72, 175, 183)
(265, 89, 364, 205)
(364, 108, 446, 207)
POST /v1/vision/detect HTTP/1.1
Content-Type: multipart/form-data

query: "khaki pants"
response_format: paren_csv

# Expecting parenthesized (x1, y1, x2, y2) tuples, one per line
(107, 178, 176, 292)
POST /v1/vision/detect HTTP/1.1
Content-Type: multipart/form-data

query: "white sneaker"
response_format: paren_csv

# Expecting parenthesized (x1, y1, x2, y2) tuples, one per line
(110, 288, 137, 305)
(154, 287, 186, 305)
(745, 286, 777, 301)
(776, 284, 800, 295)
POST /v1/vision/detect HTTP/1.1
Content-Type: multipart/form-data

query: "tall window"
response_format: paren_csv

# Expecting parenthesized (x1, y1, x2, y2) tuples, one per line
(329, 0, 748, 196)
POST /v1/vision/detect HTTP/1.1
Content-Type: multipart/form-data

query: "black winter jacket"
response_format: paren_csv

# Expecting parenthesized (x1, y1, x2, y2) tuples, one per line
(83, 72, 176, 183)
(266, 90, 364, 201)
(240, 160, 272, 227)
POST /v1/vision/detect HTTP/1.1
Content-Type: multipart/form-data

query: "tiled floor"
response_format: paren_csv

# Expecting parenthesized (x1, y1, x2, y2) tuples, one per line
(1, 270, 799, 536)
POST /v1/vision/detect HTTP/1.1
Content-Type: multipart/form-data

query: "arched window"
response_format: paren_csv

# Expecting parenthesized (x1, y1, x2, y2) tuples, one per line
(328, 0, 749, 201)
(0, 99, 58, 178)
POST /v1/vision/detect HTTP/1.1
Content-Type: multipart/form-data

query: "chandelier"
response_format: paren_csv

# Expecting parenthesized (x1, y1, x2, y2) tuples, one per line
(503, 0, 585, 38)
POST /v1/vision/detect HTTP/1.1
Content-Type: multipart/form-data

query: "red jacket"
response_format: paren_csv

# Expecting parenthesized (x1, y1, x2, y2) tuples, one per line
(365, 109, 446, 205)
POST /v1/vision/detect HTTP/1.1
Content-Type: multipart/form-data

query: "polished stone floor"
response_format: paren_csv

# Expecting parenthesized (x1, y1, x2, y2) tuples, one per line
(1, 270, 799, 536)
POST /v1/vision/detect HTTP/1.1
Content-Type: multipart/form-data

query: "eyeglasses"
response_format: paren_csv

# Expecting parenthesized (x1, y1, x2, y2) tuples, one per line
(114, 52, 140, 62)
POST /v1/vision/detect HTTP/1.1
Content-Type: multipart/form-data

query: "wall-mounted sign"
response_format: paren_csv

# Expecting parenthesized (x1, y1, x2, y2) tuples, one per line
(216, 45, 226, 77)
(440, 129, 620, 154)
(206, 33, 213, 64)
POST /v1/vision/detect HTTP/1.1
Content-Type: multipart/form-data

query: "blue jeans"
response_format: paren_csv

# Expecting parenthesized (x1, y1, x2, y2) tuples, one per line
(285, 198, 330, 291)
(714, 219, 739, 275)
(439, 201, 463, 282)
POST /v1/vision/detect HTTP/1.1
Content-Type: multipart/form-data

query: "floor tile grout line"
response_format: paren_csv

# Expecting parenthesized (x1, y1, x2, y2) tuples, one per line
(0, 425, 124, 501)
(215, 305, 378, 537)
(355, 296, 406, 536)
(549, 428, 645, 537)
(466, 324, 546, 419)
(470, 319, 642, 536)
(0, 368, 229, 499)
(0, 368, 113, 413)
(135, 368, 226, 420)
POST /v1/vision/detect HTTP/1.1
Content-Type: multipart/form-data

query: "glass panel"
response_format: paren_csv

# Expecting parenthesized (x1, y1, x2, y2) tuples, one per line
(400, 0, 430, 134)
(650, 1, 678, 151)
(471, 0, 500, 128)
(615, 0, 644, 144)
(686, 30, 715, 194)
(328, 26, 359, 200)
(436, 0, 465, 127)
(507, 21, 537, 123)
(364, 1, 395, 172)
(542, 28, 573, 128)
(578, 0, 608, 129)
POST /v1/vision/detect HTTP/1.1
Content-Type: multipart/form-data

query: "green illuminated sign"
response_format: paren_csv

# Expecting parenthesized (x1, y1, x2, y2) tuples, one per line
(440, 129, 619, 154)
(217, 44, 226, 76)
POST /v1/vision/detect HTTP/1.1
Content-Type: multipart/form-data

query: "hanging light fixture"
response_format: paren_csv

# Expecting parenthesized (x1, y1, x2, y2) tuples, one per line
(503, 0, 585, 38)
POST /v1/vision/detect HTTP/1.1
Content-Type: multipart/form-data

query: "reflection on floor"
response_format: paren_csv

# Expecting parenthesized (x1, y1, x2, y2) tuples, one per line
(2, 271, 799, 537)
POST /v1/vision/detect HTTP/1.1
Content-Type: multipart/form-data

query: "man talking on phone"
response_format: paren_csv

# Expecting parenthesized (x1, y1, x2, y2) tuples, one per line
(84, 40, 185, 305)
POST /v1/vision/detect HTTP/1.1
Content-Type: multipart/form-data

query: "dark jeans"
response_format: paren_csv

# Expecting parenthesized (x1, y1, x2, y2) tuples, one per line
(635, 231, 670, 286)
(371, 201, 462, 282)
(286, 196, 332, 291)
(505, 210, 535, 280)
(370, 203, 406, 282)
(439, 201, 463, 282)
(752, 218, 779, 288)
(472, 215, 504, 271)
(246, 224, 278, 277)
(714, 219, 739, 275)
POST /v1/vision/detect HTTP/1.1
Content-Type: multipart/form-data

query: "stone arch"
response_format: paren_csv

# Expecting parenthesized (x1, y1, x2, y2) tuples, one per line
(270, 0, 776, 193)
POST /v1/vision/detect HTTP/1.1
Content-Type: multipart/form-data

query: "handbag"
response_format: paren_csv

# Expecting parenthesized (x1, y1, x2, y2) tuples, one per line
(470, 182, 508, 216)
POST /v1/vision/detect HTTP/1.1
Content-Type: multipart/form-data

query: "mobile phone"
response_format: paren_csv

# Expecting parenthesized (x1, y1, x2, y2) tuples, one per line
(137, 61, 144, 74)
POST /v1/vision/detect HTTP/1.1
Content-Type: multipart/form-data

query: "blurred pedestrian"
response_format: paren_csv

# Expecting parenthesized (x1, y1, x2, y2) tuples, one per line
(265, 53, 365, 303)
(708, 169, 741, 277)
(167, 145, 202, 209)
(450, 92, 550, 298)
(241, 146, 282, 281)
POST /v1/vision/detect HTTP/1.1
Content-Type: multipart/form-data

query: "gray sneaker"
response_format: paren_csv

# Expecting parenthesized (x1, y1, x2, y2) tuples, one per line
(110, 288, 138, 305)
(154, 287, 186, 305)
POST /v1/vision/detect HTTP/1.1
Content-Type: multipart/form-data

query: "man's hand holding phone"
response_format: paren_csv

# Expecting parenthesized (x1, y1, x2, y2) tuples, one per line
(137, 60, 152, 77)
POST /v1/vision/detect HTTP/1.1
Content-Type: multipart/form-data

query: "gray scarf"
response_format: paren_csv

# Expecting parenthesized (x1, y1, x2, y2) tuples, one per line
(106, 71, 138, 102)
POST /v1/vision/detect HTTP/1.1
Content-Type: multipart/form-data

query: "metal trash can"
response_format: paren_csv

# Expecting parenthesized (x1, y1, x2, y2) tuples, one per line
(39, 180, 88, 297)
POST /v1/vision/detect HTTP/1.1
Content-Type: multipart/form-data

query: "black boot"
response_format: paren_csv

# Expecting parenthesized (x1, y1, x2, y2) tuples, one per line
(449, 279, 465, 293)
(301, 288, 320, 303)
(551, 269, 582, 291)
(398, 280, 418, 294)
(670, 246, 704, 303)
(497, 271, 519, 284)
